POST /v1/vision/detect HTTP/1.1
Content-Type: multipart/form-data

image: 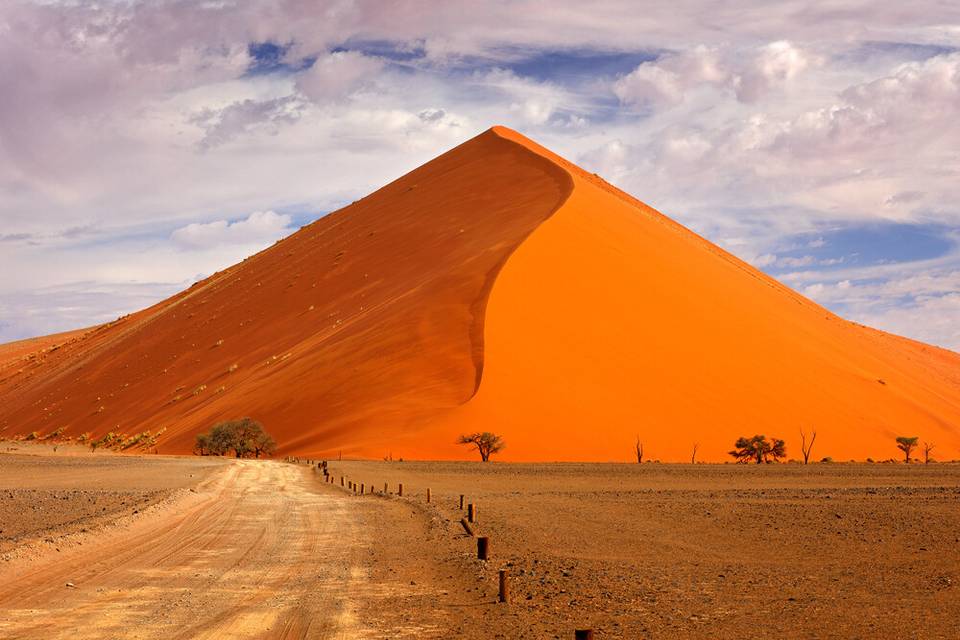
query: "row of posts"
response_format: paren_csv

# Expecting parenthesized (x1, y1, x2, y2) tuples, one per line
(298, 458, 594, 638)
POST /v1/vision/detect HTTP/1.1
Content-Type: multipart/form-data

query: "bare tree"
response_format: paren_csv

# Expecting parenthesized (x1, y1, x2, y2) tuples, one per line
(457, 432, 505, 462)
(800, 427, 817, 465)
(896, 436, 919, 463)
(691, 443, 699, 464)
(635, 436, 644, 463)
(922, 441, 935, 464)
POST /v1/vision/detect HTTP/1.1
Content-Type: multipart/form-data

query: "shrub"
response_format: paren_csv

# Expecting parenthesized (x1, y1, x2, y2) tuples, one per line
(195, 418, 276, 458)
(728, 435, 786, 464)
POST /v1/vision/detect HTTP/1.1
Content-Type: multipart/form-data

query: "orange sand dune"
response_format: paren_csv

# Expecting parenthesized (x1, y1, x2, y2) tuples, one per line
(1, 127, 958, 461)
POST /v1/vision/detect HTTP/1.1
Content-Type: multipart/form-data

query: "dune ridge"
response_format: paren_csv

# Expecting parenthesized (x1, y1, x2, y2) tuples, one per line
(1, 126, 958, 461)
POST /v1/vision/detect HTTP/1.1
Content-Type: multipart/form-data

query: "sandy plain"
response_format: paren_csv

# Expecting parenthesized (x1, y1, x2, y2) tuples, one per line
(3, 447, 959, 639)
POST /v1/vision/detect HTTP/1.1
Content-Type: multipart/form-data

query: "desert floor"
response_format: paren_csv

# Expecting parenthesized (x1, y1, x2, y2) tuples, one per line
(2, 449, 959, 639)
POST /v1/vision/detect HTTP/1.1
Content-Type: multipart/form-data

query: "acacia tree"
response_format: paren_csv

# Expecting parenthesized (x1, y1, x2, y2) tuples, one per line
(799, 427, 817, 465)
(457, 432, 505, 462)
(193, 432, 212, 456)
(728, 435, 786, 464)
(196, 418, 277, 458)
(896, 436, 919, 463)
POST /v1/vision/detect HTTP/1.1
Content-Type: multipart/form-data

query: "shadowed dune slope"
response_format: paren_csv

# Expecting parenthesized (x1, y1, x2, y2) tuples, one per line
(2, 126, 959, 461)
(0, 129, 571, 455)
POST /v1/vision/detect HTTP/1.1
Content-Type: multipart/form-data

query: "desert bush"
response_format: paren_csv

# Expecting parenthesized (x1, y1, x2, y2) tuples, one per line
(457, 432, 505, 462)
(728, 435, 786, 464)
(195, 418, 276, 458)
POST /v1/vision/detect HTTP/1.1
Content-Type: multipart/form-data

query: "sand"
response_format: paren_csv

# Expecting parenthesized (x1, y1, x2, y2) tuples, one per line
(0, 444, 225, 557)
(0, 126, 958, 460)
(0, 452, 483, 639)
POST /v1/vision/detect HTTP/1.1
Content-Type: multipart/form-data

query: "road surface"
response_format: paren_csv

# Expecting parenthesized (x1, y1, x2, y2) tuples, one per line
(0, 460, 433, 639)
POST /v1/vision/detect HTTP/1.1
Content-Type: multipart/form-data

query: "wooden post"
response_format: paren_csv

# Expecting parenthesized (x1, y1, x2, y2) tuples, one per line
(477, 536, 489, 560)
(499, 570, 509, 603)
(460, 518, 475, 536)
(574, 631, 594, 640)
(468, 503, 477, 523)
(426, 488, 431, 503)
(360, 483, 364, 495)
(459, 494, 464, 510)
(398, 483, 403, 497)
(340, 476, 344, 487)
(384, 482, 388, 494)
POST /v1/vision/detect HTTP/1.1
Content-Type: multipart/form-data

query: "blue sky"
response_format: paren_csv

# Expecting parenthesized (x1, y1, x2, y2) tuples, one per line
(0, 1, 959, 349)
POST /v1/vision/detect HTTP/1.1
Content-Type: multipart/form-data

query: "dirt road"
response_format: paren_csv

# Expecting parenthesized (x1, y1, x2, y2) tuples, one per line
(0, 460, 450, 639)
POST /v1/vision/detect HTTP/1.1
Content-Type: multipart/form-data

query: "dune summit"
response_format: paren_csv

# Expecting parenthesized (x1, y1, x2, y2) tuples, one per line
(1, 127, 959, 461)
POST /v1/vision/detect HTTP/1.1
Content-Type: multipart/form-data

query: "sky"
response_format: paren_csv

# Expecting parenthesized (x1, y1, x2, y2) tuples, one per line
(1, 1, 959, 349)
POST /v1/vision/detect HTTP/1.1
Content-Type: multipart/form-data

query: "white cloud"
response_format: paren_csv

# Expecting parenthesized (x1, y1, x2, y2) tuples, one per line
(613, 41, 813, 109)
(171, 211, 294, 249)
(1, 0, 960, 349)
(295, 51, 384, 102)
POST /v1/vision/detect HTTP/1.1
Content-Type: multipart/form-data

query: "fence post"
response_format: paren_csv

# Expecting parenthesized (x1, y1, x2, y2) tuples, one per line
(574, 631, 594, 640)
(468, 503, 477, 523)
(398, 483, 403, 497)
(477, 536, 489, 560)
(499, 570, 509, 603)
(426, 488, 431, 503)
(459, 494, 464, 510)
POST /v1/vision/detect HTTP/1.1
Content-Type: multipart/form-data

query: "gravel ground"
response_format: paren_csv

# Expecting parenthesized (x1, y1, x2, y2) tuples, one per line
(0, 445, 225, 556)
(329, 460, 960, 639)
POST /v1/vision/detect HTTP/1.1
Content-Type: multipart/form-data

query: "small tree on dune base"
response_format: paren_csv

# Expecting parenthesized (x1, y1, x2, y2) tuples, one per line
(896, 436, 919, 463)
(728, 435, 786, 464)
(458, 432, 505, 462)
(195, 418, 277, 458)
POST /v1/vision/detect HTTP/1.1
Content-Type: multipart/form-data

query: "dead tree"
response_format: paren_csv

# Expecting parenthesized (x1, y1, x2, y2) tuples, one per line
(635, 436, 644, 463)
(923, 441, 935, 464)
(691, 443, 699, 464)
(800, 428, 817, 465)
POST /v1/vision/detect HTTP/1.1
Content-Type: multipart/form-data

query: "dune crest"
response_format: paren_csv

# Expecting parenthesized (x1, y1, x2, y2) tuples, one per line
(2, 127, 958, 461)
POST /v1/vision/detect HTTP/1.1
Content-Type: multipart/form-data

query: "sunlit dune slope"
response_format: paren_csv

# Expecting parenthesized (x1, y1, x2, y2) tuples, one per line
(2, 126, 958, 461)
(424, 127, 960, 461)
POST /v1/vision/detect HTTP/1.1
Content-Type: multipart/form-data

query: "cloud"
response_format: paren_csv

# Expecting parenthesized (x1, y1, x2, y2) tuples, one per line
(612, 41, 812, 109)
(295, 51, 384, 102)
(171, 211, 294, 249)
(1, 0, 960, 349)
(193, 97, 307, 150)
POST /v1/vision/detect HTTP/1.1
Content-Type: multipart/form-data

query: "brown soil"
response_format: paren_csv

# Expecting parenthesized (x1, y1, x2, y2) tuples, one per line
(0, 444, 226, 556)
(0, 451, 486, 639)
(4, 452, 959, 639)
(329, 460, 960, 639)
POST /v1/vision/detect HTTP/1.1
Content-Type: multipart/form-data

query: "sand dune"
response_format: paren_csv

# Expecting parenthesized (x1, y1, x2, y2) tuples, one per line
(1, 126, 958, 461)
